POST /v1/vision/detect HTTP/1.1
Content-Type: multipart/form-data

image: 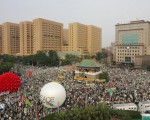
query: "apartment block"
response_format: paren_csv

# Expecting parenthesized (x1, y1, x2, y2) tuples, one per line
(87, 25, 102, 55)
(20, 21, 33, 56)
(32, 18, 63, 54)
(67, 22, 101, 55)
(2, 22, 20, 55)
(0, 25, 2, 54)
(115, 20, 150, 64)
(0, 18, 102, 56)
(69, 23, 88, 54)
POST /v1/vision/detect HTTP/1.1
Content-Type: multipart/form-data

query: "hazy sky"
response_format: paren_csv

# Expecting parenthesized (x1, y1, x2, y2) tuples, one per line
(0, 0, 150, 47)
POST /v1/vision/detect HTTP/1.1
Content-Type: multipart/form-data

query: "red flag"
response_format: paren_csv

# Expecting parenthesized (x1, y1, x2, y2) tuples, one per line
(29, 71, 32, 77)
(109, 82, 114, 88)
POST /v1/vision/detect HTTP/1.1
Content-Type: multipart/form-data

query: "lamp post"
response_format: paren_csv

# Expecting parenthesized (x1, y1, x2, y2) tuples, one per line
(126, 46, 130, 69)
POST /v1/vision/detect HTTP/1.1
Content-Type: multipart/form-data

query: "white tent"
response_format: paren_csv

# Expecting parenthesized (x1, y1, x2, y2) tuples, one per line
(139, 101, 150, 113)
(113, 103, 137, 111)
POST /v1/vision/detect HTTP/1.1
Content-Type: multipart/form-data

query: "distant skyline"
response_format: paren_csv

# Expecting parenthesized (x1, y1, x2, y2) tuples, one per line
(0, 0, 150, 47)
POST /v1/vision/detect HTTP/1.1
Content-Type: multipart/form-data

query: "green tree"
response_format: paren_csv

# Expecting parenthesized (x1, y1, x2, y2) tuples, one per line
(48, 50, 59, 66)
(0, 62, 13, 75)
(83, 55, 92, 59)
(0, 54, 16, 63)
(95, 52, 107, 61)
(97, 102, 110, 120)
(63, 54, 79, 65)
(15, 50, 60, 67)
(41, 103, 141, 120)
(22, 55, 36, 65)
(33, 51, 47, 66)
(99, 71, 109, 82)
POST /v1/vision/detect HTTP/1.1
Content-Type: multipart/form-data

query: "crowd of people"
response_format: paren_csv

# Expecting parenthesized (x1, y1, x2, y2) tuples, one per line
(0, 65, 150, 120)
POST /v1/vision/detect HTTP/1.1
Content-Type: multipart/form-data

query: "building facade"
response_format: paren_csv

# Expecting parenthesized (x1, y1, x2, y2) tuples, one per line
(87, 25, 102, 55)
(0, 18, 101, 56)
(20, 21, 33, 56)
(134, 55, 150, 68)
(66, 22, 101, 55)
(69, 23, 88, 54)
(2, 22, 20, 55)
(32, 18, 63, 54)
(115, 20, 150, 64)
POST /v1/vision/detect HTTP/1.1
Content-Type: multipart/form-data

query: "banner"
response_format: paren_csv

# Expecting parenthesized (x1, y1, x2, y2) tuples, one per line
(25, 99, 32, 106)
(86, 83, 95, 87)
(108, 88, 116, 95)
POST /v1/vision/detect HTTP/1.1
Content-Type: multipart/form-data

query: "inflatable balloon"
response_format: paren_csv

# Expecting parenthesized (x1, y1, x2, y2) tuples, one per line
(40, 82, 66, 108)
(0, 72, 22, 93)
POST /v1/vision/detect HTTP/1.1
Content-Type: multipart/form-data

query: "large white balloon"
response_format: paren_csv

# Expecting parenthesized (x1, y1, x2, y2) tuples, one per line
(40, 82, 66, 108)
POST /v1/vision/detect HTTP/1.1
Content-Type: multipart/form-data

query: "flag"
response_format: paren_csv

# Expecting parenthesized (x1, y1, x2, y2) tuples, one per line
(35, 106, 39, 119)
(86, 83, 94, 87)
(46, 100, 54, 107)
(109, 82, 114, 88)
(29, 71, 32, 77)
(50, 103, 54, 107)
(25, 99, 32, 106)
(108, 88, 116, 95)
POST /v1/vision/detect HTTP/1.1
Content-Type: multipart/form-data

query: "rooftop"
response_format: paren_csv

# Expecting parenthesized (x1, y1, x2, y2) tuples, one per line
(116, 20, 150, 26)
(113, 103, 137, 107)
(139, 101, 150, 104)
(76, 59, 103, 68)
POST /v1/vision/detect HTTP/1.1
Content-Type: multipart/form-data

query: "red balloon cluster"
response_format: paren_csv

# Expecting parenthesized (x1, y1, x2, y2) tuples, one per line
(0, 72, 22, 93)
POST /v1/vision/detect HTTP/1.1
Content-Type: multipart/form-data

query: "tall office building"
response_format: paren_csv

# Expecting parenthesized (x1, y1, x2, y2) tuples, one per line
(115, 20, 150, 64)
(87, 25, 102, 55)
(0, 18, 102, 56)
(69, 23, 88, 54)
(20, 21, 33, 56)
(68, 22, 101, 55)
(32, 18, 63, 54)
(2, 22, 20, 55)
(0, 25, 2, 54)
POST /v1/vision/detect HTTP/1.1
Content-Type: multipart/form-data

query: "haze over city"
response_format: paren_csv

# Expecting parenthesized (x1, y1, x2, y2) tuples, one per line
(0, 0, 150, 47)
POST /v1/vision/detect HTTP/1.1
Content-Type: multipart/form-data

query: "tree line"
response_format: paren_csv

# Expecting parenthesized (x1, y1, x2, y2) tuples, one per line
(41, 102, 141, 120)
(0, 51, 108, 74)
